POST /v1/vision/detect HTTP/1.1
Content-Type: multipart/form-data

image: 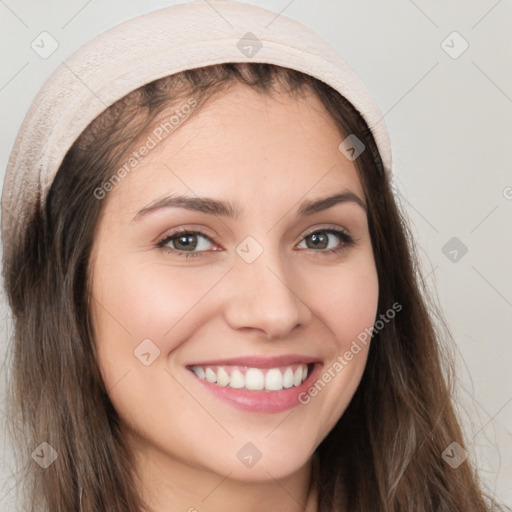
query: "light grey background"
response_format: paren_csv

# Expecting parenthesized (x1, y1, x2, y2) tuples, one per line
(1, 0, 511, 510)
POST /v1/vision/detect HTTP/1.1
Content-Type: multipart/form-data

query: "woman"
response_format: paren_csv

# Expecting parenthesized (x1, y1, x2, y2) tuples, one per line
(1, 2, 506, 511)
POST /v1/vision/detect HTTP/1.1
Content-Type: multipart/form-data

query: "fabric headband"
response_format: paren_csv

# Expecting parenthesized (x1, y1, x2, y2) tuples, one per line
(0, 1, 392, 258)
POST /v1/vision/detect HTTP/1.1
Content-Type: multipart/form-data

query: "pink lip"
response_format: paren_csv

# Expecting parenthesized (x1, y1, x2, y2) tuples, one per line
(185, 354, 322, 368)
(185, 361, 323, 414)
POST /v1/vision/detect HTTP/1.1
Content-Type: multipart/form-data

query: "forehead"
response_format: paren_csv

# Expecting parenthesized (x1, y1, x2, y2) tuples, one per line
(100, 83, 364, 219)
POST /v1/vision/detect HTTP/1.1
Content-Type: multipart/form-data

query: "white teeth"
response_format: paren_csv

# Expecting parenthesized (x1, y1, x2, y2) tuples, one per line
(216, 367, 230, 386)
(205, 367, 217, 383)
(190, 363, 311, 392)
(265, 368, 283, 391)
(293, 367, 303, 387)
(192, 366, 205, 380)
(245, 368, 264, 390)
(229, 369, 245, 389)
(283, 367, 294, 388)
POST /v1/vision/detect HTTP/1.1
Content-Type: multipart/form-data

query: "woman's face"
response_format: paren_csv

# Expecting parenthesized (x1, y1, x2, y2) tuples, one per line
(89, 83, 379, 485)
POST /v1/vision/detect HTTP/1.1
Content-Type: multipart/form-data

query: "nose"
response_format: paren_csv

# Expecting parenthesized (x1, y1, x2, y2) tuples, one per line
(222, 250, 312, 340)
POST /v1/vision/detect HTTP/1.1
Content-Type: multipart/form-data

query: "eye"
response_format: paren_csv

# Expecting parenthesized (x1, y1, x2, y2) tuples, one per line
(157, 230, 216, 257)
(156, 227, 355, 259)
(296, 229, 354, 253)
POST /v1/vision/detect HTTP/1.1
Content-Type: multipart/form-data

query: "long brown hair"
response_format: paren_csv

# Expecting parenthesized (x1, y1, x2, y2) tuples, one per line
(2, 62, 506, 511)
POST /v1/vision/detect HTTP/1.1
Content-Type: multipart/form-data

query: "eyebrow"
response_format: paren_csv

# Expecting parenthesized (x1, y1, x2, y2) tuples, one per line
(132, 190, 366, 222)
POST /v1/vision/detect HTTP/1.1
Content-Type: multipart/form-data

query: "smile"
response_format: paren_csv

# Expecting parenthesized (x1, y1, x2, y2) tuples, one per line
(185, 357, 323, 413)
(189, 363, 311, 392)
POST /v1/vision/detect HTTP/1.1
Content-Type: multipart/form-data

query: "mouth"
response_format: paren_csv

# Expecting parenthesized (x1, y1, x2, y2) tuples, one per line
(187, 362, 315, 392)
(184, 356, 322, 413)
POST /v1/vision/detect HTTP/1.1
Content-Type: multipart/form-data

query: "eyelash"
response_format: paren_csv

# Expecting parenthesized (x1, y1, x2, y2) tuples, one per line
(156, 227, 355, 259)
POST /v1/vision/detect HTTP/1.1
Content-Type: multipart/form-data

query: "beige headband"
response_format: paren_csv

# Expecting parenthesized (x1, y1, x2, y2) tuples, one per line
(0, 1, 391, 257)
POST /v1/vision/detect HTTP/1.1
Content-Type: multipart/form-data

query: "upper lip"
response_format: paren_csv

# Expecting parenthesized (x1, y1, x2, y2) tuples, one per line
(185, 354, 322, 369)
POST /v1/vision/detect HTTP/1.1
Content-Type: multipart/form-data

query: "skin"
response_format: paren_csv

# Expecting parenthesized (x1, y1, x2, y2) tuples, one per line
(89, 83, 379, 512)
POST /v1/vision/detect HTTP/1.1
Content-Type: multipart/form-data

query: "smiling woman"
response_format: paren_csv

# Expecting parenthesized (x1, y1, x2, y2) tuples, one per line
(88, 83, 379, 460)
(0, 3, 507, 512)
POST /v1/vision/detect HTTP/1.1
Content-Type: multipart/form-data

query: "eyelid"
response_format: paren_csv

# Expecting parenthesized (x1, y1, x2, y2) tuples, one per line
(294, 223, 352, 245)
(157, 229, 220, 252)
(156, 225, 221, 246)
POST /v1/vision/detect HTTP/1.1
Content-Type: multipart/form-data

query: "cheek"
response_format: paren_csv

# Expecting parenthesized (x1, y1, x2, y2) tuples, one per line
(292, 253, 379, 426)
(300, 255, 379, 349)
(90, 255, 216, 432)
(328, 270, 378, 343)
(90, 255, 225, 372)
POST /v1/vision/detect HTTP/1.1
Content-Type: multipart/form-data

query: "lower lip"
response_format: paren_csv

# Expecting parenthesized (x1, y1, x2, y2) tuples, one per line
(186, 363, 323, 413)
